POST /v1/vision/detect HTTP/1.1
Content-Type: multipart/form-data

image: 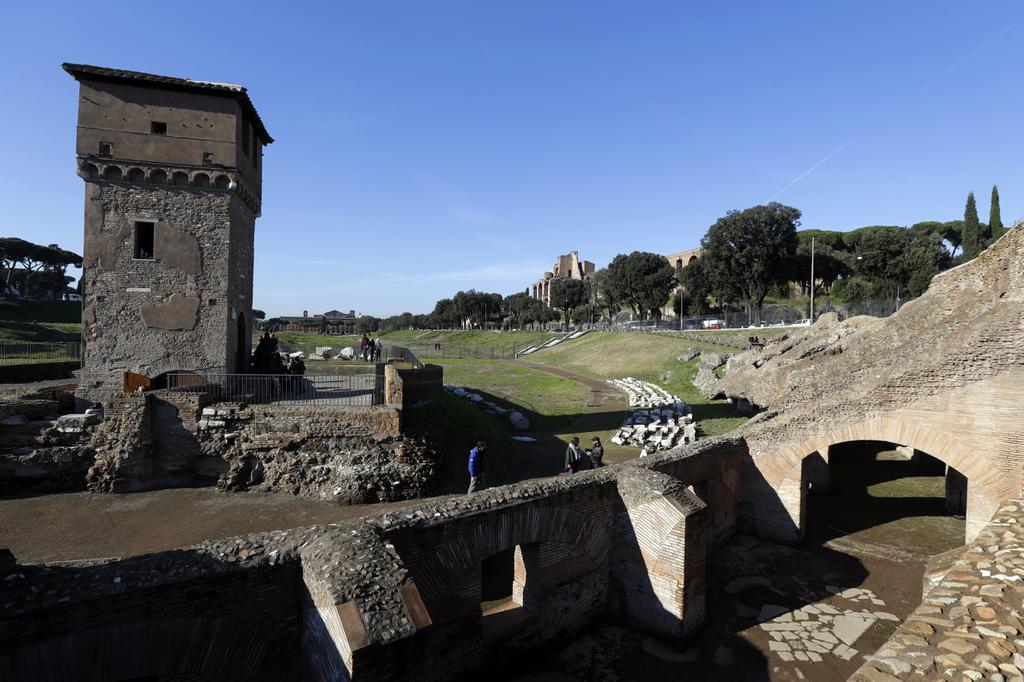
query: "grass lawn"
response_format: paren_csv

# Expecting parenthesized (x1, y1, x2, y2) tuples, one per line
(433, 357, 590, 435)
(0, 320, 81, 344)
(527, 332, 749, 437)
(0, 299, 81, 323)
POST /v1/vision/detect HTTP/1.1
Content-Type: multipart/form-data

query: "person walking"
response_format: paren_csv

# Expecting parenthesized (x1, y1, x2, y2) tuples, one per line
(565, 436, 586, 474)
(375, 338, 383, 362)
(587, 436, 604, 468)
(467, 440, 487, 493)
(360, 334, 370, 362)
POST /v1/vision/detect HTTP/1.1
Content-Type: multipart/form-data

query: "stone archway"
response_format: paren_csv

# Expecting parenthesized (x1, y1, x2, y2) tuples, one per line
(768, 415, 1011, 543)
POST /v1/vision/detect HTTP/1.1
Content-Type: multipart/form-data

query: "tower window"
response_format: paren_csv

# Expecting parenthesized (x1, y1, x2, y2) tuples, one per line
(151, 121, 167, 135)
(99, 142, 112, 157)
(203, 152, 214, 165)
(134, 222, 155, 260)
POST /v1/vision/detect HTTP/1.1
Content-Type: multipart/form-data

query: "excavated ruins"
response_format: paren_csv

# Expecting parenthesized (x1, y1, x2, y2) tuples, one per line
(2, 62, 1023, 681)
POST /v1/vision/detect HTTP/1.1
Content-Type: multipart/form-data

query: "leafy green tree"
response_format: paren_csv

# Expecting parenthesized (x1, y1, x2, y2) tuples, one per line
(590, 268, 621, 320)
(962, 192, 981, 259)
(700, 202, 800, 322)
(355, 316, 379, 334)
(851, 226, 949, 300)
(790, 231, 853, 296)
(989, 185, 1003, 244)
(550, 278, 588, 326)
(604, 251, 677, 320)
(677, 258, 711, 315)
(911, 220, 963, 258)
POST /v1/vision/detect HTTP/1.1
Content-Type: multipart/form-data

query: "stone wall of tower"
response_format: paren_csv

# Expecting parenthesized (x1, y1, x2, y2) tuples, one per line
(79, 179, 254, 400)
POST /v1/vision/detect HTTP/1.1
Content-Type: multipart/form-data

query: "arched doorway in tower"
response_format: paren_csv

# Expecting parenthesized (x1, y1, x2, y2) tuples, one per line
(235, 312, 248, 374)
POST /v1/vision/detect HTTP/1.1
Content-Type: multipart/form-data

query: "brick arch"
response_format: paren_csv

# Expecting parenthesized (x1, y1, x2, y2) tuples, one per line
(771, 414, 1011, 541)
(400, 504, 610, 601)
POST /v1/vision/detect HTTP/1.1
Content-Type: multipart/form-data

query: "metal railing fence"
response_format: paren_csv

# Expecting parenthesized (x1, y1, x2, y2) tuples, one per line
(0, 342, 81, 366)
(256, 342, 423, 368)
(167, 372, 381, 406)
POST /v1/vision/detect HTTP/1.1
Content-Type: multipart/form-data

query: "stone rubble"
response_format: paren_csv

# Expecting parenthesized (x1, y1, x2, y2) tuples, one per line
(606, 377, 696, 450)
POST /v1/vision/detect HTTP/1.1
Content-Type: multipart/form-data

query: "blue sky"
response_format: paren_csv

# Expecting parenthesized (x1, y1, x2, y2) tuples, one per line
(2, 2, 1020, 317)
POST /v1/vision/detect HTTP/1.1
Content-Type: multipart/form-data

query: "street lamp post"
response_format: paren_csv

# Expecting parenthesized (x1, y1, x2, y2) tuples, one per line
(809, 236, 816, 324)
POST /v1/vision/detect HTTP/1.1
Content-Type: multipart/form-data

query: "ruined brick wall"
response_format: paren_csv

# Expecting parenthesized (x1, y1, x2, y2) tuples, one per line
(78, 181, 254, 402)
(384, 363, 444, 409)
(1, 437, 741, 681)
(0, 535, 305, 682)
(713, 225, 1024, 542)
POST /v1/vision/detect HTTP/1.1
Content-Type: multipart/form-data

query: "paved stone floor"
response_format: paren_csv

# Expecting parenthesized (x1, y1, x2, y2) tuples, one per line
(508, 442, 967, 681)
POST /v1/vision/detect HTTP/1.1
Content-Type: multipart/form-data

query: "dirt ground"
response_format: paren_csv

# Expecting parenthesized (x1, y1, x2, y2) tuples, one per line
(507, 442, 967, 682)
(0, 488, 419, 563)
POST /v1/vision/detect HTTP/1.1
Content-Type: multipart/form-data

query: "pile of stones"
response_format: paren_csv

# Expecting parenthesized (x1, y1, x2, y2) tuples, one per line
(607, 377, 696, 450)
(443, 385, 530, 430)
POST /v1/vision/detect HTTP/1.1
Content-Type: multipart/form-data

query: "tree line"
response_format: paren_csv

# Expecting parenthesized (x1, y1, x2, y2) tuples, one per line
(273, 186, 1011, 332)
(0, 237, 82, 300)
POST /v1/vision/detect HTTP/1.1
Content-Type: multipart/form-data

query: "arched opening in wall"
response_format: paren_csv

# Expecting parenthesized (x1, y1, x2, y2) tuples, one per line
(480, 546, 528, 637)
(171, 171, 189, 186)
(688, 255, 698, 265)
(214, 174, 230, 189)
(102, 166, 122, 181)
(193, 173, 210, 188)
(804, 441, 966, 550)
(80, 163, 98, 179)
(235, 312, 248, 374)
(126, 167, 145, 183)
(697, 442, 970, 679)
(149, 169, 167, 184)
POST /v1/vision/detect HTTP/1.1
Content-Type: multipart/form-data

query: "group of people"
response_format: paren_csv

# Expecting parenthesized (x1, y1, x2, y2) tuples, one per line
(360, 334, 384, 362)
(465, 435, 607, 494)
(252, 331, 306, 377)
(563, 436, 605, 474)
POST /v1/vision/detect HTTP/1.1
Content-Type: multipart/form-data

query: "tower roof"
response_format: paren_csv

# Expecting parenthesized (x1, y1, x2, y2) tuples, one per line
(62, 62, 273, 143)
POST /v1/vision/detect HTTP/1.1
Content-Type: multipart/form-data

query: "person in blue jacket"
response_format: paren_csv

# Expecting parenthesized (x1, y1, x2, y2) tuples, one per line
(468, 440, 487, 493)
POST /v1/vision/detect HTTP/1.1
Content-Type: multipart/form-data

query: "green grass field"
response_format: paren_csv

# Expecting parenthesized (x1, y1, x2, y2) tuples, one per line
(524, 332, 749, 437)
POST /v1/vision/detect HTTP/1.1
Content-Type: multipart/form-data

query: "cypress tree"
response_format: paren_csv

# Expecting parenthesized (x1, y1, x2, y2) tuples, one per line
(989, 185, 1002, 241)
(963, 191, 980, 259)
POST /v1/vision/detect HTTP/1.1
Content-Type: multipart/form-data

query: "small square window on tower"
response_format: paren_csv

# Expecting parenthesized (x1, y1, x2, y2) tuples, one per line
(134, 221, 155, 260)
(98, 142, 112, 157)
(202, 152, 214, 165)
(151, 121, 167, 135)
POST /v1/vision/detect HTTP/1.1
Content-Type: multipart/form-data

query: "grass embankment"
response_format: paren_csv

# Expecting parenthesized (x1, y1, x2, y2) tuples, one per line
(403, 391, 517, 492)
(0, 300, 82, 344)
(528, 332, 749, 437)
(274, 329, 561, 359)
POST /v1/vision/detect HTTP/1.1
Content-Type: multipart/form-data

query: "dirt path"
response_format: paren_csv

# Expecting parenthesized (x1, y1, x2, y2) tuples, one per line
(502, 361, 632, 481)
(0, 488, 428, 564)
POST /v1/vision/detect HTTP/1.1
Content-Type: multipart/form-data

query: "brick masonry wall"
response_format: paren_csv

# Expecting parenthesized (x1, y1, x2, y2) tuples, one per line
(3, 438, 745, 682)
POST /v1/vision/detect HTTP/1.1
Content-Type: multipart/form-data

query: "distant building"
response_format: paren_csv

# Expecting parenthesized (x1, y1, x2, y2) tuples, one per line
(663, 247, 702, 317)
(665, 247, 702, 271)
(530, 252, 595, 307)
(277, 309, 358, 335)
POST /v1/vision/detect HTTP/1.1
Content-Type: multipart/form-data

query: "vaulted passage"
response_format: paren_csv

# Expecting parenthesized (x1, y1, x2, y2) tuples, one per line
(805, 441, 966, 552)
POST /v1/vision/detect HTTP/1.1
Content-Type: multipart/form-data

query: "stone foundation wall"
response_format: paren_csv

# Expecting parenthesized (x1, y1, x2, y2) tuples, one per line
(852, 499, 1024, 681)
(1, 437, 746, 682)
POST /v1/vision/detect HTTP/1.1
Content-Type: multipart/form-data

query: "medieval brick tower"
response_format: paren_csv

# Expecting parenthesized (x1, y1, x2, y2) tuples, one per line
(64, 63, 271, 399)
